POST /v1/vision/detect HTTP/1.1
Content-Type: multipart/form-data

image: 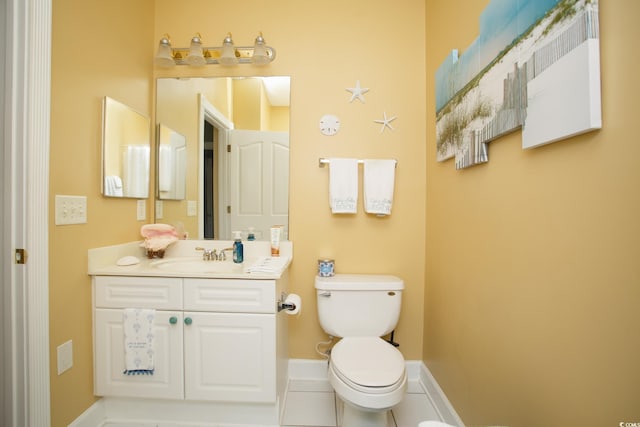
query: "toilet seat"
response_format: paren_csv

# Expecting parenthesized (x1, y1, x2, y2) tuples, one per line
(330, 337, 405, 394)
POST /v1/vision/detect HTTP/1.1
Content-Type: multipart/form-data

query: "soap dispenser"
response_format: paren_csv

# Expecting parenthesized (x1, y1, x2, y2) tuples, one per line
(232, 231, 244, 264)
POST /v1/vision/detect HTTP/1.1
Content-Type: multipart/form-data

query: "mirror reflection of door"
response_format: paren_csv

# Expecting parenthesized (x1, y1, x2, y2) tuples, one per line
(203, 121, 217, 239)
(156, 76, 290, 240)
(229, 130, 289, 241)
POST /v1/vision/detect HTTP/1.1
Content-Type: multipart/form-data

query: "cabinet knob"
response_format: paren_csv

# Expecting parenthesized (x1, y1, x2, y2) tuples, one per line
(169, 316, 178, 325)
(184, 317, 193, 325)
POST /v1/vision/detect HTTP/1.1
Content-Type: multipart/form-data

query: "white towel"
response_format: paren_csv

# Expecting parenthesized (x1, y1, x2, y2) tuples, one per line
(329, 158, 358, 214)
(246, 257, 290, 274)
(123, 308, 155, 375)
(104, 175, 123, 197)
(363, 159, 396, 216)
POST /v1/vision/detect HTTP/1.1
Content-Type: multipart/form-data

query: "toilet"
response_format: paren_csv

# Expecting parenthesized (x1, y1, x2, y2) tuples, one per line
(315, 274, 407, 427)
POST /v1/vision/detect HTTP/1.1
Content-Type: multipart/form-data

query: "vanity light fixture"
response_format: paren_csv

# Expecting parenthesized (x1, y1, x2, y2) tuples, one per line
(154, 32, 276, 67)
(219, 33, 239, 65)
(251, 32, 270, 65)
(185, 33, 206, 66)
(154, 35, 175, 67)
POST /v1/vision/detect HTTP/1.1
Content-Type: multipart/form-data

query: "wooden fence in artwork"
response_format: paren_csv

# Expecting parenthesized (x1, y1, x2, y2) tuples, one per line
(477, 4, 600, 146)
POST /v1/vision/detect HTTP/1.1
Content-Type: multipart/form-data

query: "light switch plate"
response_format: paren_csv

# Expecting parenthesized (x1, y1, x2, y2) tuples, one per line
(55, 195, 87, 225)
(57, 340, 73, 375)
(137, 200, 146, 221)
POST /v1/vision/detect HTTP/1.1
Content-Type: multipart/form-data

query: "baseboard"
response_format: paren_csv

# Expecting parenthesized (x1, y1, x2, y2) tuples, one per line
(67, 397, 280, 427)
(67, 398, 107, 427)
(418, 363, 466, 427)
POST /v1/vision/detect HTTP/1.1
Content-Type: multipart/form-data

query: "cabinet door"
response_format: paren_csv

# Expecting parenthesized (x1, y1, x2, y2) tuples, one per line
(183, 312, 276, 402)
(94, 309, 184, 399)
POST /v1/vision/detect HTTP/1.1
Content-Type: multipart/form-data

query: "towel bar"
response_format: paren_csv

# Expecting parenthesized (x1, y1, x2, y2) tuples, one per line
(318, 158, 397, 168)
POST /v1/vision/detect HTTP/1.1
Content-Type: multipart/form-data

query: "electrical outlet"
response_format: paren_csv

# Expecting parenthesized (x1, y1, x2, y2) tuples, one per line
(55, 195, 87, 225)
(155, 200, 164, 219)
(57, 340, 73, 375)
(187, 200, 197, 217)
(137, 200, 146, 220)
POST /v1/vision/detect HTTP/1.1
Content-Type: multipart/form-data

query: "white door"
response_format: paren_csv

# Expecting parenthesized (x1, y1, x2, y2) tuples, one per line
(228, 130, 289, 240)
(183, 312, 276, 402)
(94, 309, 184, 399)
(2, 0, 51, 425)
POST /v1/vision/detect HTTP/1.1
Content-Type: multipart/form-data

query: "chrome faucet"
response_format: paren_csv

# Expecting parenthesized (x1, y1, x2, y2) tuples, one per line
(195, 247, 217, 261)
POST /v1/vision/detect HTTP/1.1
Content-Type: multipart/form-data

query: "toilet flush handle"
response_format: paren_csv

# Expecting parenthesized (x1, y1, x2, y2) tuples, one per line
(319, 291, 331, 297)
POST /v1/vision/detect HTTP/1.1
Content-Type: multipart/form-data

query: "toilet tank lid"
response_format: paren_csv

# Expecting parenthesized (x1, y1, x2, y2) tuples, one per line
(315, 274, 404, 290)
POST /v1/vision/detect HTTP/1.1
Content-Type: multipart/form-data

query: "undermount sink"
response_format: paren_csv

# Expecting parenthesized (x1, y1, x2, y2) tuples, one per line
(150, 257, 244, 274)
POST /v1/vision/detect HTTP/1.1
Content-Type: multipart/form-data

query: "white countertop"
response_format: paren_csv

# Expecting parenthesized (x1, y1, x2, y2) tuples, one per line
(88, 240, 292, 280)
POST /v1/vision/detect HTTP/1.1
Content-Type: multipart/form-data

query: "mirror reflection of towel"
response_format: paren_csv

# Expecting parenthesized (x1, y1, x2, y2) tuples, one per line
(104, 175, 123, 197)
(158, 145, 173, 192)
(123, 145, 150, 198)
(363, 159, 396, 216)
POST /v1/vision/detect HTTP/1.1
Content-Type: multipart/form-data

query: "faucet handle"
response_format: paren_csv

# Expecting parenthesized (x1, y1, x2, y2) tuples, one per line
(218, 248, 234, 261)
(195, 247, 215, 260)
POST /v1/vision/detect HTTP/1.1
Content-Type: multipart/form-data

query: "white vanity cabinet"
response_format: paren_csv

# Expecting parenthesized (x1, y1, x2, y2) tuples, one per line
(93, 275, 278, 403)
(182, 278, 276, 402)
(93, 276, 184, 399)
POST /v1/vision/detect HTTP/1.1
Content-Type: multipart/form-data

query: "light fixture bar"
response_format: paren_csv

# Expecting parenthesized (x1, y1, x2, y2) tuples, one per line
(169, 45, 276, 65)
(155, 33, 277, 67)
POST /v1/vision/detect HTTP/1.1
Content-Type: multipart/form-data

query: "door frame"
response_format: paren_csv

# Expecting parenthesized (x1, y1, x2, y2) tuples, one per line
(2, 0, 52, 425)
(197, 94, 233, 240)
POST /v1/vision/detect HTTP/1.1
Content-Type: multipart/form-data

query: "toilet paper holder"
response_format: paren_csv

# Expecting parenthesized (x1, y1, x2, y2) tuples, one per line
(277, 292, 297, 312)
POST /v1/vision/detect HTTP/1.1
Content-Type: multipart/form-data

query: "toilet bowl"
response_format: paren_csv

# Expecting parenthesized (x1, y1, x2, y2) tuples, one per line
(329, 337, 407, 410)
(315, 274, 406, 427)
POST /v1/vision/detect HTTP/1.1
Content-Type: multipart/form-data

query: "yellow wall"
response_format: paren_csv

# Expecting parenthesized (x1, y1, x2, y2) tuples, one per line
(49, 1, 154, 426)
(50, 1, 425, 425)
(424, 1, 640, 426)
(153, 0, 427, 362)
(49, 0, 640, 426)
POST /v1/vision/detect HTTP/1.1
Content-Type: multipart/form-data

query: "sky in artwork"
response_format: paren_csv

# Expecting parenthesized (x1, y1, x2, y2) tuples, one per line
(436, 0, 560, 112)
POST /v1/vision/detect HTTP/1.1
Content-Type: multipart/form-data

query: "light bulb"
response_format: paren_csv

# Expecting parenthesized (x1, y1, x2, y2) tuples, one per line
(251, 32, 270, 65)
(219, 33, 239, 65)
(186, 34, 206, 66)
(154, 36, 175, 67)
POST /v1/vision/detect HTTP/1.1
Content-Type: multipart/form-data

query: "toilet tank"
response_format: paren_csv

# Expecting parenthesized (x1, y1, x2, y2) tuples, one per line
(315, 274, 404, 338)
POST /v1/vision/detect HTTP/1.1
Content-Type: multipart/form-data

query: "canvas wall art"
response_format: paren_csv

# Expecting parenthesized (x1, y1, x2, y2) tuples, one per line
(435, 0, 601, 169)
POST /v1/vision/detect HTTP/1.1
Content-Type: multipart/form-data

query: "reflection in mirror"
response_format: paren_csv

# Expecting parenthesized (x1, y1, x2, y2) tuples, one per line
(157, 124, 187, 200)
(102, 96, 151, 198)
(155, 76, 290, 241)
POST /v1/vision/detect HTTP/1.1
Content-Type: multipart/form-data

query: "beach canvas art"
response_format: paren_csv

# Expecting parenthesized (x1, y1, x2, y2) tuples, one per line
(435, 0, 601, 169)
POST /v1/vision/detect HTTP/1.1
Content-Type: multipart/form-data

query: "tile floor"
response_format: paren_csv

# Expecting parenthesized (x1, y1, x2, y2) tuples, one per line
(281, 377, 443, 427)
(101, 376, 446, 427)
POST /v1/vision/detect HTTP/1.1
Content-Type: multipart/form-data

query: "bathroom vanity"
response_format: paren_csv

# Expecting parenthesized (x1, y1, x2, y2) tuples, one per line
(88, 240, 292, 425)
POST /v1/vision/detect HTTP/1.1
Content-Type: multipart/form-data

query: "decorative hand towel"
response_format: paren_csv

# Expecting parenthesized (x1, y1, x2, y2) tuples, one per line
(123, 308, 155, 375)
(363, 159, 396, 216)
(329, 158, 359, 214)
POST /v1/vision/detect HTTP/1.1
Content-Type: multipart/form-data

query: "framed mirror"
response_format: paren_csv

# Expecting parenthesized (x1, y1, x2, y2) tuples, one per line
(101, 96, 151, 198)
(155, 76, 290, 241)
